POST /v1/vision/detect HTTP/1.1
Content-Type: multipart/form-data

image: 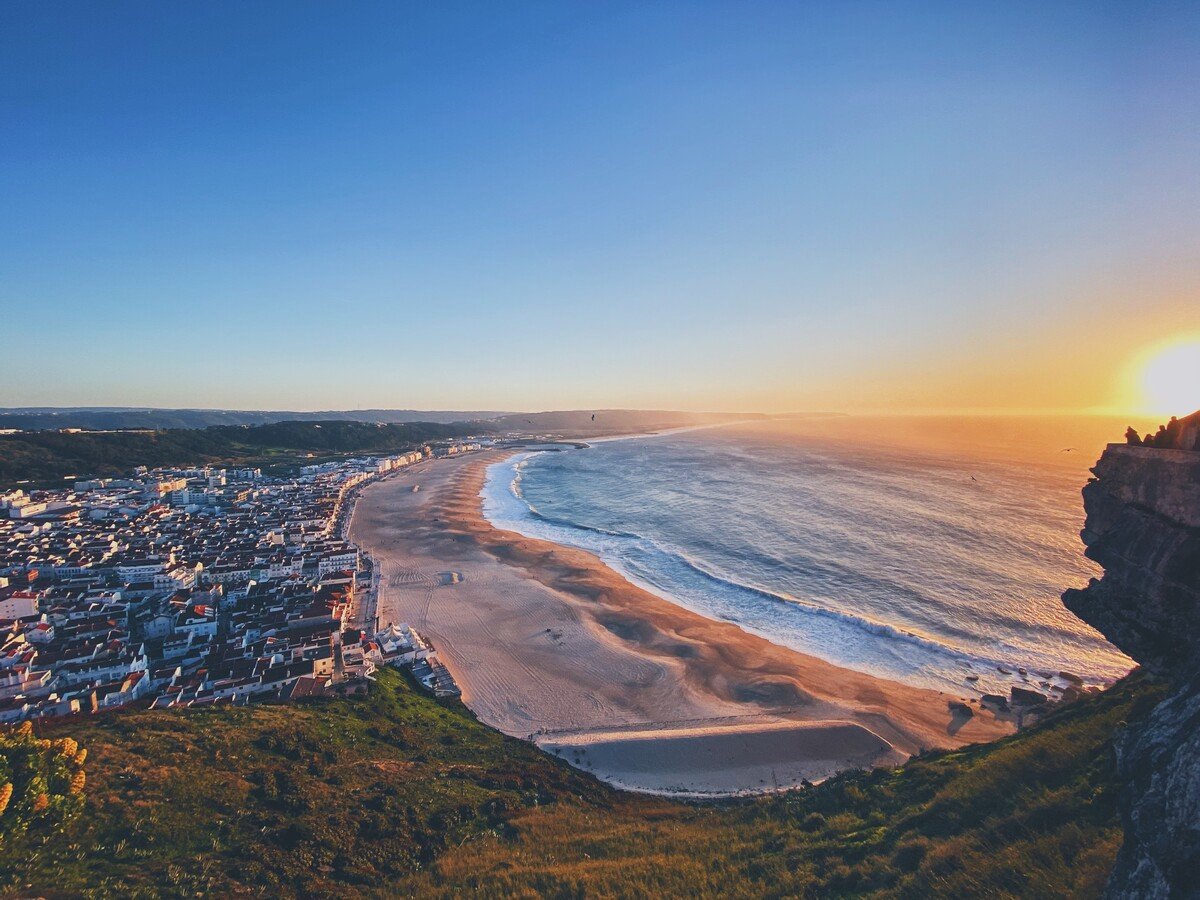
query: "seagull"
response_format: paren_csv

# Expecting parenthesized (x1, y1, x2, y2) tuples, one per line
(970, 475, 977, 482)
(591, 413, 596, 421)
(1060, 447, 1077, 453)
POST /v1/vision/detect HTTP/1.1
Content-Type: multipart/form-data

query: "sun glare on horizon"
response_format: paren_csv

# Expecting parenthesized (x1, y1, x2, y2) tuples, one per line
(1132, 338, 1200, 418)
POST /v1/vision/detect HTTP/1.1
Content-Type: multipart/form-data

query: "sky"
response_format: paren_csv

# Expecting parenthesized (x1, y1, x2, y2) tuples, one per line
(1, 2, 1198, 415)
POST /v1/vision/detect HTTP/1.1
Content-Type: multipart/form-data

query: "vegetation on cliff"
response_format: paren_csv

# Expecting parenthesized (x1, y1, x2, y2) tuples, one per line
(0, 667, 1161, 898)
(0, 421, 488, 488)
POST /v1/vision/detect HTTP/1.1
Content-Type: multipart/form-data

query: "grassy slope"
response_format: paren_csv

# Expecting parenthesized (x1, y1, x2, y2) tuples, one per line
(0, 668, 1162, 898)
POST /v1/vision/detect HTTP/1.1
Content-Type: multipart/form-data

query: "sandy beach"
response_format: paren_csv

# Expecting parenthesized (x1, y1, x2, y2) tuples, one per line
(349, 450, 1013, 795)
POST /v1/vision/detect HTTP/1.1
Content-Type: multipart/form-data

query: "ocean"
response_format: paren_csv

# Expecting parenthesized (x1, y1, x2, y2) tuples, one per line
(481, 416, 1146, 696)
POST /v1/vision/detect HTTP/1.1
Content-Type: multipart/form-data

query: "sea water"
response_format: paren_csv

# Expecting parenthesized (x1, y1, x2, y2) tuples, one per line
(482, 416, 1144, 696)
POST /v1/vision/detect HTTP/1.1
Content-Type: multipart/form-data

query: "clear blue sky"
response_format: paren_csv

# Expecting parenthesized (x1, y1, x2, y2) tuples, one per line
(2, 2, 1197, 412)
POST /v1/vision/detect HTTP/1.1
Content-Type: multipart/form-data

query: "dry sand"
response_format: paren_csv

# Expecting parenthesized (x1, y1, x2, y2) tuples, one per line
(349, 450, 1013, 796)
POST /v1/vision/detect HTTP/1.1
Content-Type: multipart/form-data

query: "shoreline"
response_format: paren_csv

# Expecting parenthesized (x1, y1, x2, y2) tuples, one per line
(350, 450, 1013, 796)
(484, 435, 1130, 694)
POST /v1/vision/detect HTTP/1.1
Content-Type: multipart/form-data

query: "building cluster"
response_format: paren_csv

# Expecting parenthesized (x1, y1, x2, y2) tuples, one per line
(0, 442, 481, 721)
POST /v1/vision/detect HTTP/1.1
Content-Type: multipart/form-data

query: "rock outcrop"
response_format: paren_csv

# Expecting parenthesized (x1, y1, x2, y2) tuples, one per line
(1063, 415, 1200, 898)
(1128, 409, 1200, 451)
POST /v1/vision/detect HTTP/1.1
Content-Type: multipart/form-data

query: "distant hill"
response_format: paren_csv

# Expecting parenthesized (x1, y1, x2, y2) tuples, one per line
(0, 407, 773, 434)
(0, 408, 776, 485)
(0, 420, 490, 487)
(0, 408, 512, 431)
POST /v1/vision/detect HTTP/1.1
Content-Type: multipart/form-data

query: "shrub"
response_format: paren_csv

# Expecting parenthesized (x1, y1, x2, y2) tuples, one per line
(0, 724, 87, 845)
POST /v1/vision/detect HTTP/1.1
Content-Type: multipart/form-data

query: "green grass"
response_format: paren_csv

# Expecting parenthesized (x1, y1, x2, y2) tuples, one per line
(0, 668, 1162, 898)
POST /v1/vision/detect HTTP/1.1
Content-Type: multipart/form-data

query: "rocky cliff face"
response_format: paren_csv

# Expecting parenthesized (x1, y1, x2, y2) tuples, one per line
(1062, 438, 1200, 898)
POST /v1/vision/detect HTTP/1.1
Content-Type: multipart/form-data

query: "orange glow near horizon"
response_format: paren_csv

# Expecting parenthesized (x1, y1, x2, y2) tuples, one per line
(1125, 336, 1200, 418)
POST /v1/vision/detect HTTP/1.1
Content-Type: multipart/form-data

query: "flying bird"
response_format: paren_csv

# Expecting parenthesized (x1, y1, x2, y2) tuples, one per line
(1060, 448, 1077, 453)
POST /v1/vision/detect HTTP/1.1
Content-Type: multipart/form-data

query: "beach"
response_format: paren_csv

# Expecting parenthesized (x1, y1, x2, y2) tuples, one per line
(349, 450, 1014, 796)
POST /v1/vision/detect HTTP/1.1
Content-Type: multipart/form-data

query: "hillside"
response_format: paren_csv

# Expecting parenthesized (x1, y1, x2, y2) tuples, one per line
(0, 667, 1162, 898)
(0, 407, 768, 434)
(0, 421, 488, 488)
(0, 408, 512, 431)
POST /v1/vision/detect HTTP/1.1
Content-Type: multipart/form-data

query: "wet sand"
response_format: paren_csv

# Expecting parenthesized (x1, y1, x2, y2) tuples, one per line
(349, 451, 1012, 796)
(542, 719, 894, 796)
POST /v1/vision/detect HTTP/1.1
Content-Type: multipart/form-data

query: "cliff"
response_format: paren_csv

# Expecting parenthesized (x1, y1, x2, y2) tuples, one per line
(1063, 423, 1200, 898)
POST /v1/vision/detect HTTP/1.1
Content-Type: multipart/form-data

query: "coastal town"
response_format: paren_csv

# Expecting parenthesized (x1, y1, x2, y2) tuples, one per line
(0, 441, 482, 722)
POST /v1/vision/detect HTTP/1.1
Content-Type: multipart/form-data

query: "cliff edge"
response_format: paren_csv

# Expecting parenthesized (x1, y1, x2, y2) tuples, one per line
(1063, 411, 1200, 898)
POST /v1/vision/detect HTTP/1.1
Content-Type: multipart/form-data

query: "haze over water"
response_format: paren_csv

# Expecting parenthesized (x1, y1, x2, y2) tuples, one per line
(484, 416, 1147, 697)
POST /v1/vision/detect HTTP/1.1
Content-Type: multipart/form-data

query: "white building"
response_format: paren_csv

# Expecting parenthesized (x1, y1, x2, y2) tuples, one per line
(0, 592, 39, 620)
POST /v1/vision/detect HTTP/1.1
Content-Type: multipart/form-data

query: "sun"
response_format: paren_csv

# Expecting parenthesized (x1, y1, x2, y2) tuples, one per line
(1136, 338, 1200, 417)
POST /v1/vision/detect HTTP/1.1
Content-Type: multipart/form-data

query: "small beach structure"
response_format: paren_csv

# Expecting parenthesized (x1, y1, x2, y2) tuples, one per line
(373, 623, 459, 697)
(411, 657, 460, 698)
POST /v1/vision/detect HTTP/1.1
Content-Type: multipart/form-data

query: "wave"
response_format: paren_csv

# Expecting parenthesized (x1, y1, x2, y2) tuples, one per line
(642, 539, 1036, 673)
(512, 473, 647, 542)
